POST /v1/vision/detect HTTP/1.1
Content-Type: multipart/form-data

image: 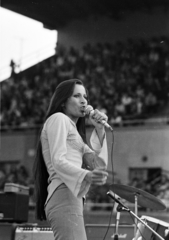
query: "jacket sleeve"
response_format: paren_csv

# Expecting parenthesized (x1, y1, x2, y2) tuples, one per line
(45, 113, 90, 198)
(79, 128, 108, 197)
(83, 128, 108, 170)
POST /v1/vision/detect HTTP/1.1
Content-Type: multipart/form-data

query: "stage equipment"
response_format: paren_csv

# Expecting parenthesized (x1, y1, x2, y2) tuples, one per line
(15, 225, 54, 240)
(4, 183, 29, 195)
(0, 192, 29, 223)
(110, 184, 166, 211)
(85, 223, 134, 240)
(110, 183, 166, 236)
(134, 215, 169, 240)
(0, 223, 54, 240)
(107, 187, 167, 240)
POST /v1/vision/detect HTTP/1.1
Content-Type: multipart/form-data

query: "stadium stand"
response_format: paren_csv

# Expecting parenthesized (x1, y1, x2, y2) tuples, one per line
(1, 37, 169, 128)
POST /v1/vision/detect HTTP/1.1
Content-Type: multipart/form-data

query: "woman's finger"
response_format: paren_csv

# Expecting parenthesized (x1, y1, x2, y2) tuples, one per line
(93, 169, 108, 177)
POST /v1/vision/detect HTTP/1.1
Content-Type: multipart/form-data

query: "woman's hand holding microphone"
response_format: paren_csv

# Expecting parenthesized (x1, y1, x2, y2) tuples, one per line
(85, 105, 113, 131)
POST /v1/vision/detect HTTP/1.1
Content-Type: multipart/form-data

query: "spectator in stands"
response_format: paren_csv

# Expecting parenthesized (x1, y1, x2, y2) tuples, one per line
(10, 59, 17, 77)
(33, 79, 108, 240)
(144, 91, 158, 114)
(0, 163, 30, 188)
(156, 174, 169, 199)
(16, 165, 30, 186)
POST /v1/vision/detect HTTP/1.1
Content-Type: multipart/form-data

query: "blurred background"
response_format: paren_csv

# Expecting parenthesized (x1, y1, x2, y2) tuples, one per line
(0, 0, 169, 238)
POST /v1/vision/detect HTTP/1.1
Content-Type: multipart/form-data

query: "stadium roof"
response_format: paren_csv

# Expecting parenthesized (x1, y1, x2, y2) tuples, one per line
(2, 0, 169, 29)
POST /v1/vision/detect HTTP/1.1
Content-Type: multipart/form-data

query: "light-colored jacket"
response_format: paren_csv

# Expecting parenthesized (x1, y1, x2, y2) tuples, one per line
(41, 112, 108, 205)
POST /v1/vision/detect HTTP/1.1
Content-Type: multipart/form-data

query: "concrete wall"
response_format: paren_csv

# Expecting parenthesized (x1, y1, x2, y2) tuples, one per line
(57, 8, 169, 49)
(106, 126, 169, 183)
(1, 125, 169, 183)
(86, 125, 169, 183)
(0, 130, 38, 174)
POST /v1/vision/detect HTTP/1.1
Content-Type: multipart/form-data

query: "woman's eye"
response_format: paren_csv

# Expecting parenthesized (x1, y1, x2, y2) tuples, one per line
(74, 94, 87, 100)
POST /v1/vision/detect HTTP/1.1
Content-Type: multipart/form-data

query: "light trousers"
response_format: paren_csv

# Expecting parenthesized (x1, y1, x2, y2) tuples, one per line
(45, 184, 87, 240)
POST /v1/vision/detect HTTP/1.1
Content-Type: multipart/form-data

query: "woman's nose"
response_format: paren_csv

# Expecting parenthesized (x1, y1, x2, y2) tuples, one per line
(81, 96, 87, 103)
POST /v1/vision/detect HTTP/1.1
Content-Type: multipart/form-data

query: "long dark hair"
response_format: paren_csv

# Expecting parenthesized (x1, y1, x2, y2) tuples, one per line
(33, 79, 88, 220)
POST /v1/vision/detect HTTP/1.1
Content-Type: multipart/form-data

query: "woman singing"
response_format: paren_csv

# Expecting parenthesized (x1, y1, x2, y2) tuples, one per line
(34, 79, 109, 240)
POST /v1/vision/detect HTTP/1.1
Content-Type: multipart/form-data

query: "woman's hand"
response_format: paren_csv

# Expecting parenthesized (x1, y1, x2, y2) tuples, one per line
(85, 168, 108, 185)
(89, 109, 108, 130)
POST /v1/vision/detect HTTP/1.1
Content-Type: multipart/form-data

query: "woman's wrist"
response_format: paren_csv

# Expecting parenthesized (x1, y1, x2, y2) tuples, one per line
(95, 127, 105, 145)
(95, 126, 105, 133)
(84, 171, 92, 183)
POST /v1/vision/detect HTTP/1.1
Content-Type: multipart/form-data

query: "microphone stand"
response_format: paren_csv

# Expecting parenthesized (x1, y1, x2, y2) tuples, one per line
(114, 204, 123, 240)
(107, 191, 165, 240)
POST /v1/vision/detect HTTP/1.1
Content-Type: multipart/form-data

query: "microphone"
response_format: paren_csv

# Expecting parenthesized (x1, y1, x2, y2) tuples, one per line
(85, 105, 113, 131)
(107, 191, 127, 209)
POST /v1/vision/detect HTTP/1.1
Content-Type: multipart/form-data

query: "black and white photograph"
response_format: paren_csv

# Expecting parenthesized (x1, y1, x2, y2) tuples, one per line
(0, 1, 169, 239)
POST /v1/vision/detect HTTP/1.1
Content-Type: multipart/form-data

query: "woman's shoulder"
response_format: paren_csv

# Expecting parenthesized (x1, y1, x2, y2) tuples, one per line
(48, 112, 69, 121)
(45, 112, 70, 127)
(49, 112, 67, 119)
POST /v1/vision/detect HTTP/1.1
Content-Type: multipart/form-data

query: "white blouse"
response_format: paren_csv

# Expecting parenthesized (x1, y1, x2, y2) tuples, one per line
(41, 112, 108, 204)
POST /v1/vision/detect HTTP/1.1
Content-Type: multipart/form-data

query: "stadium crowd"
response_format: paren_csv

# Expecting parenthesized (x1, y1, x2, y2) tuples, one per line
(1, 36, 169, 128)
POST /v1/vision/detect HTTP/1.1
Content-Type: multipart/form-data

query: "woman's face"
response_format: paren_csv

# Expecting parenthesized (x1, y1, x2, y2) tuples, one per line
(64, 84, 88, 123)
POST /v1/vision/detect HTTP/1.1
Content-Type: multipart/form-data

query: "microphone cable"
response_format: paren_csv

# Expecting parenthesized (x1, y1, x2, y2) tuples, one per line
(102, 128, 117, 240)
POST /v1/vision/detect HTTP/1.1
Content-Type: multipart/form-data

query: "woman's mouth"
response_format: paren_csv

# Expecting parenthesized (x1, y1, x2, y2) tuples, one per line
(80, 106, 86, 115)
